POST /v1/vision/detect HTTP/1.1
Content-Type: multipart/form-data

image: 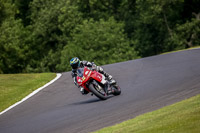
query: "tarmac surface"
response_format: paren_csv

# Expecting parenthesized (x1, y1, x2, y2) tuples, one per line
(0, 48, 200, 133)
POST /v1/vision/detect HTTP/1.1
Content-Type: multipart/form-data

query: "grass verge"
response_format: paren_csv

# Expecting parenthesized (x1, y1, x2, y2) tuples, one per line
(93, 94, 200, 133)
(161, 46, 200, 55)
(0, 73, 56, 112)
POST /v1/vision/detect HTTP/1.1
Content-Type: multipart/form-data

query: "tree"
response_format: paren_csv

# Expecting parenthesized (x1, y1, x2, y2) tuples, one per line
(132, 0, 184, 57)
(1, 0, 199, 73)
(0, 0, 16, 25)
(169, 15, 200, 49)
(24, 0, 83, 72)
(168, 0, 200, 49)
(14, 0, 33, 26)
(0, 18, 29, 73)
(58, 17, 139, 71)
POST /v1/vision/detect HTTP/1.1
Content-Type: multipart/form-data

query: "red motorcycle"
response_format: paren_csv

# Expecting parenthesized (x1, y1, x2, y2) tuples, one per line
(76, 66, 121, 100)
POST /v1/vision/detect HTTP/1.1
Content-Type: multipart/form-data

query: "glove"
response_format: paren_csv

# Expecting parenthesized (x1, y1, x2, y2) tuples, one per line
(96, 66, 103, 72)
(92, 64, 97, 71)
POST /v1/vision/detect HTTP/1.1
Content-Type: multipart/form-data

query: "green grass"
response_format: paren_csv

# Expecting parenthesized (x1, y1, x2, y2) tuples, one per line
(161, 46, 200, 55)
(93, 94, 200, 133)
(0, 73, 56, 112)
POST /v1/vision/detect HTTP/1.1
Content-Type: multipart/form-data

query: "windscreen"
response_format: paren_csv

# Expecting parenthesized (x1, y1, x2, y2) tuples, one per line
(77, 68, 84, 77)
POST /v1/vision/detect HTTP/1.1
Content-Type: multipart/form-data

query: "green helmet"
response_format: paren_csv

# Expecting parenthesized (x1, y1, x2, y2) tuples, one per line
(70, 57, 80, 69)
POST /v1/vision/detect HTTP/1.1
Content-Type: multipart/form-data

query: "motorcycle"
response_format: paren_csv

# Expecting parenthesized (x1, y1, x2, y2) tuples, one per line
(76, 66, 121, 100)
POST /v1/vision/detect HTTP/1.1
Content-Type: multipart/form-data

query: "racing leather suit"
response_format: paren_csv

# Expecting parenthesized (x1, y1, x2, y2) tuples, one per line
(71, 61, 112, 94)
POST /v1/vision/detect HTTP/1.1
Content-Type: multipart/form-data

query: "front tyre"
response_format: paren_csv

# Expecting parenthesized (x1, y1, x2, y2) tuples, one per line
(111, 85, 121, 96)
(88, 82, 108, 100)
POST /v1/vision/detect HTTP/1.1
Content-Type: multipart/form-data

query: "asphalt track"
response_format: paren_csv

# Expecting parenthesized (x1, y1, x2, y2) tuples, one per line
(0, 49, 200, 133)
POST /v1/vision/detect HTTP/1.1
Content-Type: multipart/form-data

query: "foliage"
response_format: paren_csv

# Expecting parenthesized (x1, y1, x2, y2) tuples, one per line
(0, 0, 199, 73)
(170, 18, 200, 50)
(24, 0, 83, 72)
(132, 0, 185, 56)
(0, 0, 16, 25)
(59, 18, 138, 71)
(0, 18, 29, 73)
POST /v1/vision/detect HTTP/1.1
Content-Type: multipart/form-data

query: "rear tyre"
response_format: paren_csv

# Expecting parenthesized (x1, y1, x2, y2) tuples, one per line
(89, 83, 108, 100)
(111, 85, 121, 96)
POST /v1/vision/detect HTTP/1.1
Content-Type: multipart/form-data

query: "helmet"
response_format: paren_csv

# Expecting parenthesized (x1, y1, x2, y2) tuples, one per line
(70, 57, 80, 69)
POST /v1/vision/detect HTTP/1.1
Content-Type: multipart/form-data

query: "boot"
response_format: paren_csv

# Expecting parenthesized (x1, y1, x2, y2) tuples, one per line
(80, 87, 88, 95)
(104, 72, 116, 84)
(106, 82, 112, 94)
(104, 72, 111, 80)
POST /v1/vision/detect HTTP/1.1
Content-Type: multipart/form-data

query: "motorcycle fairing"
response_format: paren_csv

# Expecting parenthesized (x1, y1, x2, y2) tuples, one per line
(76, 67, 107, 92)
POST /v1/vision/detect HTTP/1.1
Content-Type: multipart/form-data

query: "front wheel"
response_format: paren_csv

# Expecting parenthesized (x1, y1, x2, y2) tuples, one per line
(111, 85, 121, 96)
(88, 82, 108, 100)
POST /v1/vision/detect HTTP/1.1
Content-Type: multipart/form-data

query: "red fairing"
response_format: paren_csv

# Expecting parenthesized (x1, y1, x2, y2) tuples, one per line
(76, 67, 103, 92)
(76, 66, 121, 99)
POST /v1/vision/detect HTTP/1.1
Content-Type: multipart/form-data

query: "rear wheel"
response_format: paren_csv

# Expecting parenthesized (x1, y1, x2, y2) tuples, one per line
(111, 85, 121, 96)
(89, 82, 108, 100)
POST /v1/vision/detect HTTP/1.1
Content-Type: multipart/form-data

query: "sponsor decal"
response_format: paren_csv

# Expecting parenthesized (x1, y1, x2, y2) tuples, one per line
(82, 76, 86, 81)
(97, 75, 102, 80)
(85, 71, 89, 75)
(78, 79, 82, 82)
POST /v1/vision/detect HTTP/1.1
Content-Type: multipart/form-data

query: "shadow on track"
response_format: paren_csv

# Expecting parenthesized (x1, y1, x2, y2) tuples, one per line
(70, 95, 115, 105)
(69, 98, 102, 105)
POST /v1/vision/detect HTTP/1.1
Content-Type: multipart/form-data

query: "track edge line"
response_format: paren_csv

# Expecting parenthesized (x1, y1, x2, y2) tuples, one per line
(0, 73, 62, 116)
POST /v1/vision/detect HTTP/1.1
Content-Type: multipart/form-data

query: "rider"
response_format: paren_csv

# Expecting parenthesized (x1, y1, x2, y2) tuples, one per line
(70, 57, 115, 94)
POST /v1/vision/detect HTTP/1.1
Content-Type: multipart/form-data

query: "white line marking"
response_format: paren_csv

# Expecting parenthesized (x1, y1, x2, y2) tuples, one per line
(0, 73, 62, 116)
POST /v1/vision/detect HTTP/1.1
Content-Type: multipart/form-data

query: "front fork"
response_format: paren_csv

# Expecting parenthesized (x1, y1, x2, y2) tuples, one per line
(90, 79, 115, 95)
(105, 81, 117, 95)
(105, 83, 113, 95)
(91, 80, 107, 96)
